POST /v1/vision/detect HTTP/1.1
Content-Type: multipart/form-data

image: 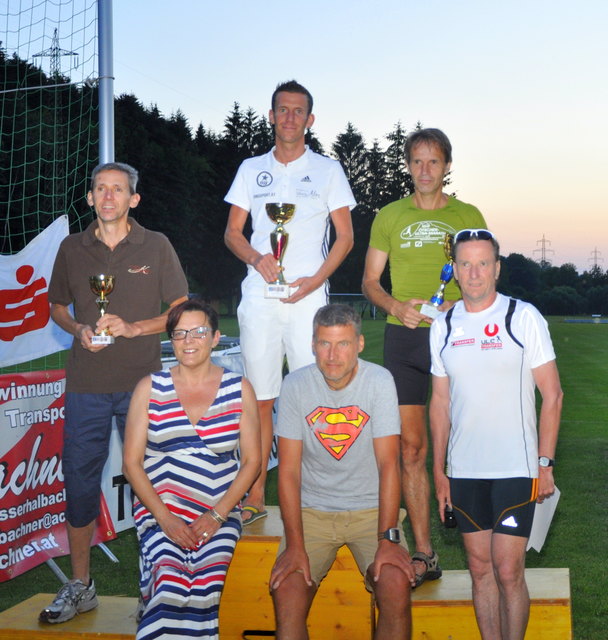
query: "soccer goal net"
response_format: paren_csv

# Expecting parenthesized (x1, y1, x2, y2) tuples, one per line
(1, 0, 99, 373)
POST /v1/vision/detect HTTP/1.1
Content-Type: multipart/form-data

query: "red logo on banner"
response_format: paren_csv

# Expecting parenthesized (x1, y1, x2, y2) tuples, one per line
(0, 265, 50, 342)
(0, 371, 116, 583)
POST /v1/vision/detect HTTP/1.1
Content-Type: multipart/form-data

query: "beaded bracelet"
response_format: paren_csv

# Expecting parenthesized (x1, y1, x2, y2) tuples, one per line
(209, 508, 227, 524)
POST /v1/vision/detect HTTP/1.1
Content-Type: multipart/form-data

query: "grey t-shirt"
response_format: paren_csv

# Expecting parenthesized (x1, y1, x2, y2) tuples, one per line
(275, 359, 400, 511)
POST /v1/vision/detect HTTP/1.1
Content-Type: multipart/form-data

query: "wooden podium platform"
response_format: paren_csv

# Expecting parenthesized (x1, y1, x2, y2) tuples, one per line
(219, 507, 572, 639)
(0, 507, 572, 640)
(0, 594, 137, 639)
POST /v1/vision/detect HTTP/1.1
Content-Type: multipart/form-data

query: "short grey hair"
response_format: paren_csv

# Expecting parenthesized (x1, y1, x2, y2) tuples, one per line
(313, 304, 362, 337)
(90, 162, 139, 195)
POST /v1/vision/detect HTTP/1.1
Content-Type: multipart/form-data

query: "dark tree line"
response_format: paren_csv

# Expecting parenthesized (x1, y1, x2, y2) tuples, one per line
(499, 256, 608, 316)
(2, 49, 607, 316)
(112, 99, 419, 302)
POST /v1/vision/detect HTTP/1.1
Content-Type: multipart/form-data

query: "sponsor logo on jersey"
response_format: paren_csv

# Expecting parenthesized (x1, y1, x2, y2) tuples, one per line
(450, 338, 475, 347)
(296, 188, 321, 200)
(484, 323, 499, 337)
(301, 175, 311, 182)
(481, 335, 503, 349)
(480, 324, 503, 348)
(399, 220, 454, 249)
(305, 405, 370, 460)
(128, 265, 150, 274)
(256, 171, 273, 187)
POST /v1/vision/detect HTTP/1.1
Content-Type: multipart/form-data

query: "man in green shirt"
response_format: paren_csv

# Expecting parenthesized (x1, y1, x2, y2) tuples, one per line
(362, 129, 486, 587)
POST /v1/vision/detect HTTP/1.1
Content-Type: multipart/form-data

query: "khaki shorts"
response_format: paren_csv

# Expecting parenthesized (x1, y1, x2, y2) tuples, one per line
(277, 507, 408, 588)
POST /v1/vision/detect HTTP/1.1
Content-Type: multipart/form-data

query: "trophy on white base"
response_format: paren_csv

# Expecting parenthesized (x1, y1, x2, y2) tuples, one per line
(264, 203, 296, 299)
(420, 234, 454, 320)
(89, 274, 115, 344)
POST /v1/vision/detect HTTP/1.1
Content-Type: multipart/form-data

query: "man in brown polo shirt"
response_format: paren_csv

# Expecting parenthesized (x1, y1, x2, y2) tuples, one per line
(40, 162, 188, 624)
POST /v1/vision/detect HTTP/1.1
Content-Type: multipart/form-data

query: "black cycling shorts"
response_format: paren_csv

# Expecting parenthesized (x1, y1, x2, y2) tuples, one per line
(449, 477, 537, 538)
(383, 324, 430, 405)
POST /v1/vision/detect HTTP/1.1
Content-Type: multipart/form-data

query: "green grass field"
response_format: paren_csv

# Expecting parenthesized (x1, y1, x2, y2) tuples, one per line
(1, 318, 606, 639)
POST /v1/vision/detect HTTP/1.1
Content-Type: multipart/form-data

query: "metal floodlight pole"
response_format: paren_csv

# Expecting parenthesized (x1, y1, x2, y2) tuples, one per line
(98, 0, 115, 163)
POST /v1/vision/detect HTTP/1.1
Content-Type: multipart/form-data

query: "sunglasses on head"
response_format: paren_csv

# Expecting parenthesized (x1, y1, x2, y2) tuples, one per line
(453, 229, 495, 242)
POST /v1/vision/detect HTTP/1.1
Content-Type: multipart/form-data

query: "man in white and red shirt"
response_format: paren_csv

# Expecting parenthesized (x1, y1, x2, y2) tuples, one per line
(429, 229, 563, 640)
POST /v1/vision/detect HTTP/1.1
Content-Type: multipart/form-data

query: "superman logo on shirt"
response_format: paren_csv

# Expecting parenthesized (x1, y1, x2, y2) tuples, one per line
(305, 405, 370, 460)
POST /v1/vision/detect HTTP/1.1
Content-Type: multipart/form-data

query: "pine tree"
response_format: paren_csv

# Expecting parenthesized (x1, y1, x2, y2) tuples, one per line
(384, 121, 414, 203)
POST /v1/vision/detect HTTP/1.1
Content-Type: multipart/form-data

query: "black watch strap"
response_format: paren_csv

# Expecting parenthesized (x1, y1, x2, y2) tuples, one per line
(378, 527, 401, 543)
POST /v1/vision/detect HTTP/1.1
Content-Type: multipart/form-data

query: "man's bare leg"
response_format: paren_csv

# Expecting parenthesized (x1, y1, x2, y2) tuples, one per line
(463, 530, 501, 639)
(399, 404, 433, 567)
(492, 533, 530, 640)
(369, 563, 412, 640)
(272, 571, 316, 640)
(242, 397, 274, 521)
(67, 520, 96, 582)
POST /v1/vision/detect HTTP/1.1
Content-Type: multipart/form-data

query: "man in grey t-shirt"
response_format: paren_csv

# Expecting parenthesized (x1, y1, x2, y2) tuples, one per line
(270, 304, 416, 640)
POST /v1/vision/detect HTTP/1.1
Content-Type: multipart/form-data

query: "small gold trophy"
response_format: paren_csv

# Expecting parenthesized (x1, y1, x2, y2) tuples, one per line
(420, 234, 454, 320)
(89, 274, 115, 344)
(264, 203, 296, 299)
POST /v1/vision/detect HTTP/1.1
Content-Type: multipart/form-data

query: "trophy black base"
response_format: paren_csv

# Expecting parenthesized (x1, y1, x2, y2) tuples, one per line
(91, 334, 115, 345)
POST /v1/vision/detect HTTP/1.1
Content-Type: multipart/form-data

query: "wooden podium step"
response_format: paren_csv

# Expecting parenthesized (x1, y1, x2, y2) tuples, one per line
(408, 568, 572, 640)
(0, 594, 137, 639)
(218, 508, 572, 639)
(0, 507, 572, 639)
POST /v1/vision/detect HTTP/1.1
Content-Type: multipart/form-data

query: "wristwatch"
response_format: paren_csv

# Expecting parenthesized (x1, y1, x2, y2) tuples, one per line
(538, 456, 555, 468)
(378, 528, 401, 543)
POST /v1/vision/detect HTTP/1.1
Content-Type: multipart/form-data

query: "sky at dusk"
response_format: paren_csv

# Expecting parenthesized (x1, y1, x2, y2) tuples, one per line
(54, 2, 608, 271)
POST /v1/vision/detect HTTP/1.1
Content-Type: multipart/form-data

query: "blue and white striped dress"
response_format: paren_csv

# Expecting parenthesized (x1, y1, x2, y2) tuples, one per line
(135, 369, 243, 640)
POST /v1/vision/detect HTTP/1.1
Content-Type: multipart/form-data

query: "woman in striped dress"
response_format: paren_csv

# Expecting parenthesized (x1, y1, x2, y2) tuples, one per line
(123, 298, 261, 639)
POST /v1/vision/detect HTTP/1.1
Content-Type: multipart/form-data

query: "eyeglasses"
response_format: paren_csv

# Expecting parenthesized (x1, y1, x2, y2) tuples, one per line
(170, 326, 210, 340)
(453, 229, 495, 242)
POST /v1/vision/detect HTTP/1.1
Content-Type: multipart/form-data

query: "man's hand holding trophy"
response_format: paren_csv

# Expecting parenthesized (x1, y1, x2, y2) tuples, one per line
(420, 234, 454, 321)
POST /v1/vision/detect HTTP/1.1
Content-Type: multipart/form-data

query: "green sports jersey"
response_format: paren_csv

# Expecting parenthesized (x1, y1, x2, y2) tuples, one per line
(369, 195, 487, 326)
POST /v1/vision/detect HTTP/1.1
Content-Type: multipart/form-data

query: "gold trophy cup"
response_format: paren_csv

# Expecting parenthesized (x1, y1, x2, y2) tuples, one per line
(420, 234, 454, 320)
(89, 274, 115, 344)
(264, 203, 296, 299)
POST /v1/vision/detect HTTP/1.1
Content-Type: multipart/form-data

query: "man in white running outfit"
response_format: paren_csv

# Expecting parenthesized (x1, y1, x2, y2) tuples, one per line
(429, 229, 563, 640)
(224, 80, 355, 524)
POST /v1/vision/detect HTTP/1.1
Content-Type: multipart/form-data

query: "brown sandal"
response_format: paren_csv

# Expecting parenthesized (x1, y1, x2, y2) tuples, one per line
(412, 551, 442, 588)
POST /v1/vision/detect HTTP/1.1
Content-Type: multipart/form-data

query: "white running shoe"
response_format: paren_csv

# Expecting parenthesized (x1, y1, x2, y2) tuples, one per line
(39, 579, 98, 624)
